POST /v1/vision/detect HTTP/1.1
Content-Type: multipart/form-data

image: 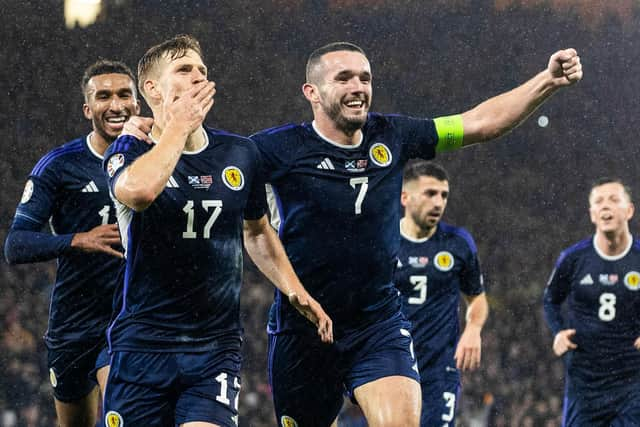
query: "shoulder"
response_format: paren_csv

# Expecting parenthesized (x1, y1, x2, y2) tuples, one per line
(439, 222, 478, 254)
(30, 137, 86, 177)
(556, 237, 592, 266)
(206, 127, 259, 157)
(249, 123, 304, 146)
(365, 112, 434, 129)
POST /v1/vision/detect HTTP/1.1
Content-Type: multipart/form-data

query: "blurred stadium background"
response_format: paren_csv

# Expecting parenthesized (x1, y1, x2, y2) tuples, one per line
(1, 1, 639, 425)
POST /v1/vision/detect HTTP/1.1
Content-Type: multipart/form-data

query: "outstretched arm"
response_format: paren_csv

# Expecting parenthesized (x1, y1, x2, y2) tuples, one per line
(454, 292, 489, 371)
(458, 49, 582, 145)
(243, 215, 333, 343)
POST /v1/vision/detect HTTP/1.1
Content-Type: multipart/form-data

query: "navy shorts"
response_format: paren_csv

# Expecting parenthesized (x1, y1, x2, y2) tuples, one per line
(268, 311, 419, 427)
(46, 340, 102, 402)
(563, 377, 640, 426)
(420, 371, 461, 427)
(103, 336, 242, 427)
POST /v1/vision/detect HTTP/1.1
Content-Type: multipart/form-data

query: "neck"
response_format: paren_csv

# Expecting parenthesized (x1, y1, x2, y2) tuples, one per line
(594, 228, 631, 257)
(400, 217, 437, 240)
(313, 114, 362, 146)
(151, 124, 205, 152)
(88, 131, 111, 156)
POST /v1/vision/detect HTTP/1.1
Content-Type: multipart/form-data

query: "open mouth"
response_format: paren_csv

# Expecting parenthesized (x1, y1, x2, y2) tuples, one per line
(344, 99, 366, 111)
(105, 116, 128, 130)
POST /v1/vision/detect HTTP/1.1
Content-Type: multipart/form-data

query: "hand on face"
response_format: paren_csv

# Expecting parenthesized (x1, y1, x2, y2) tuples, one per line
(162, 80, 216, 134)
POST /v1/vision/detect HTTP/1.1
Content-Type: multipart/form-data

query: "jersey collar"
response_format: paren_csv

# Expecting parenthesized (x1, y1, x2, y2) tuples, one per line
(592, 233, 633, 261)
(311, 121, 363, 149)
(149, 127, 209, 155)
(85, 133, 104, 160)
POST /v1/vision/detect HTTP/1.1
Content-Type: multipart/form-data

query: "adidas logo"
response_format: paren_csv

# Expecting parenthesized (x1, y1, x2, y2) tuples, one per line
(166, 176, 179, 188)
(579, 274, 594, 285)
(81, 181, 99, 192)
(316, 158, 335, 170)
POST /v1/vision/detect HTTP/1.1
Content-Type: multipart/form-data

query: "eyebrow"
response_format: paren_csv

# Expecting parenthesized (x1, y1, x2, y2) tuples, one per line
(334, 70, 371, 80)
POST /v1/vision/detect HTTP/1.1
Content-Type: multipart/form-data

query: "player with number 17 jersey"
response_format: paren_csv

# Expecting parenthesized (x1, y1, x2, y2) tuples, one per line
(104, 128, 266, 353)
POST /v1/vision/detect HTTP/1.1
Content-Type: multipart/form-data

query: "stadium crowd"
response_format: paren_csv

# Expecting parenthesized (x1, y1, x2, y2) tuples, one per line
(1, 1, 638, 425)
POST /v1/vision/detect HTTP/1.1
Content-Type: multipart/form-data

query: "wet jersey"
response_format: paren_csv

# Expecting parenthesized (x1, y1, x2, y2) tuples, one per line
(251, 113, 438, 335)
(544, 237, 640, 389)
(104, 127, 266, 352)
(6, 135, 122, 349)
(394, 222, 484, 378)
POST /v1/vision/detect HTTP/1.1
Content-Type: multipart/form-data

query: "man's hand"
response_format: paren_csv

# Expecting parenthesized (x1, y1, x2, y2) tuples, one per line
(454, 324, 482, 371)
(70, 224, 123, 258)
(634, 337, 640, 351)
(548, 49, 582, 87)
(162, 81, 216, 134)
(553, 329, 578, 356)
(288, 292, 334, 344)
(122, 116, 154, 144)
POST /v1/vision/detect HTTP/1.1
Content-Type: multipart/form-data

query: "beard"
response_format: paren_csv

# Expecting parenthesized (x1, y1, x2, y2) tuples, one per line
(411, 210, 439, 232)
(323, 99, 368, 136)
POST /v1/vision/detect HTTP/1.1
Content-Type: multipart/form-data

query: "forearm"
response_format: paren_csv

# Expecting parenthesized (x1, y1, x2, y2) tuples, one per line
(543, 290, 565, 335)
(461, 70, 558, 145)
(244, 220, 305, 297)
(465, 292, 489, 330)
(4, 229, 73, 264)
(115, 123, 190, 210)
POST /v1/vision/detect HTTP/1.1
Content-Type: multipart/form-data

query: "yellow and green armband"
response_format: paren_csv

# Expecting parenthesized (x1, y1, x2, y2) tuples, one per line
(434, 114, 464, 152)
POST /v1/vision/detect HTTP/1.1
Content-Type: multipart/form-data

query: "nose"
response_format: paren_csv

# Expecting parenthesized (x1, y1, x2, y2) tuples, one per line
(347, 76, 366, 93)
(109, 96, 124, 112)
(191, 68, 206, 84)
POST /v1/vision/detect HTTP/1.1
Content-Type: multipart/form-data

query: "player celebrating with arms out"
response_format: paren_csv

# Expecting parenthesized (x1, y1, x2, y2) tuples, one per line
(251, 42, 581, 427)
(101, 35, 331, 427)
(395, 160, 488, 427)
(544, 178, 640, 426)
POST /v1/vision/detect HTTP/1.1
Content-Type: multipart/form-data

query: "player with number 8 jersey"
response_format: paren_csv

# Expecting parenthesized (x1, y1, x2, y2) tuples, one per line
(544, 178, 640, 426)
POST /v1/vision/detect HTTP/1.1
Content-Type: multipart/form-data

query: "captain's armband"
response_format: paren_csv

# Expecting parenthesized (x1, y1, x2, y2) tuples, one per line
(434, 115, 464, 152)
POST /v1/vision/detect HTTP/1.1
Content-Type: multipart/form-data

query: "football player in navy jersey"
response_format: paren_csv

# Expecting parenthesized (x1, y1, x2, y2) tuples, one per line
(250, 42, 582, 427)
(544, 178, 640, 426)
(101, 35, 332, 427)
(395, 161, 488, 427)
(4, 60, 139, 427)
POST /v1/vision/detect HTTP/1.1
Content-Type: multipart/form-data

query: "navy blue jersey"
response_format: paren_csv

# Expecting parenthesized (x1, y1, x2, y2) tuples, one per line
(251, 113, 438, 335)
(7, 135, 122, 348)
(394, 222, 484, 379)
(544, 237, 640, 388)
(104, 127, 266, 352)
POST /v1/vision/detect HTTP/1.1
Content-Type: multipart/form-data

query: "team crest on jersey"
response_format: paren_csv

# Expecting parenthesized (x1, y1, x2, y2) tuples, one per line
(105, 411, 124, 427)
(434, 251, 454, 271)
(21, 179, 34, 204)
(369, 143, 392, 167)
(280, 415, 298, 427)
(599, 274, 618, 286)
(107, 154, 125, 177)
(188, 175, 213, 190)
(624, 271, 640, 290)
(49, 368, 57, 388)
(222, 166, 244, 191)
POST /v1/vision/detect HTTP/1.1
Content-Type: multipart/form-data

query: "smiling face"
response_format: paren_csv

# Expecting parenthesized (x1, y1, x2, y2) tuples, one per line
(306, 50, 372, 135)
(589, 181, 634, 235)
(83, 73, 139, 142)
